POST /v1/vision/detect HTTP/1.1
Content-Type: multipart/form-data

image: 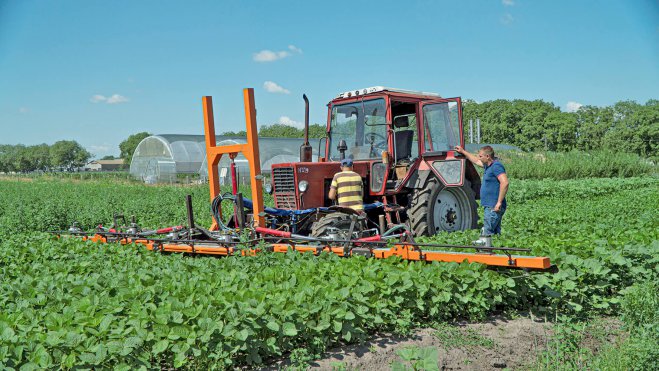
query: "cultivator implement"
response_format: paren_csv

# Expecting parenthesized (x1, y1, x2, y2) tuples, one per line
(52, 214, 553, 271)
(51, 88, 555, 272)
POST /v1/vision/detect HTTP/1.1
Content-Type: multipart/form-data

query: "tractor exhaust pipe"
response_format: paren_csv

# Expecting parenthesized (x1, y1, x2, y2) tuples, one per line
(300, 94, 313, 162)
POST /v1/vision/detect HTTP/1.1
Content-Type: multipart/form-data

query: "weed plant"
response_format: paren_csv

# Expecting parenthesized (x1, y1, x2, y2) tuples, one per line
(497, 150, 656, 180)
(534, 281, 658, 370)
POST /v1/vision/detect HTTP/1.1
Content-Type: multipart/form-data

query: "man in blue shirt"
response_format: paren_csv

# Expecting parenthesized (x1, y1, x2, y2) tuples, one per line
(454, 145, 509, 236)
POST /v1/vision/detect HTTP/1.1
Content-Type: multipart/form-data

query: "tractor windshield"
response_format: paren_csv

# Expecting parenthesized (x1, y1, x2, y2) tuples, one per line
(422, 101, 461, 153)
(329, 98, 388, 161)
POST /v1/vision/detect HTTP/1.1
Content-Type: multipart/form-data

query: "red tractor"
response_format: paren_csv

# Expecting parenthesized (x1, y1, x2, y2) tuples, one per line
(266, 87, 481, 238)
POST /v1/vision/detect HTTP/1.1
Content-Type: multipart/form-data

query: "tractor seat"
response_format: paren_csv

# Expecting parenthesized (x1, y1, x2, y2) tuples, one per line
(395, 130, 414, 161)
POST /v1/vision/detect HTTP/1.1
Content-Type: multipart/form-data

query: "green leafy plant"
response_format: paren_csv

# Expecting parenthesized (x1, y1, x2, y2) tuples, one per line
(391, 346, 439, 371)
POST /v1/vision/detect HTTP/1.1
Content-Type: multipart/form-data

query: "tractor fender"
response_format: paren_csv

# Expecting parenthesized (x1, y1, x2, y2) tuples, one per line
(406, 169, 434, 190)
(408, 159, 452, 189)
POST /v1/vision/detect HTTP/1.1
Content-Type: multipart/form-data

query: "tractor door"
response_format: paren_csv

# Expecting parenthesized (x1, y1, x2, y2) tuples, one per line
(420, 98, 463, 154)
(419, 97, 465, 186)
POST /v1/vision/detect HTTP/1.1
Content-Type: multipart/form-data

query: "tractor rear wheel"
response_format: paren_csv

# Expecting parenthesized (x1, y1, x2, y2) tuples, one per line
(310, 212, 364, 239)
(409, 177, 478, 237)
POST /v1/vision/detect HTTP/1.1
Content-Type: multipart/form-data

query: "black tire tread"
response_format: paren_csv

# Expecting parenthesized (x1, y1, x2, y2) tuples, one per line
(310, 213, 361, 238)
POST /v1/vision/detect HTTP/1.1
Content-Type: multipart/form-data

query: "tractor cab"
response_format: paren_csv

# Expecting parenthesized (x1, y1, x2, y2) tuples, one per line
(269, 86, 480, 237)
(326, 87, 473, 193)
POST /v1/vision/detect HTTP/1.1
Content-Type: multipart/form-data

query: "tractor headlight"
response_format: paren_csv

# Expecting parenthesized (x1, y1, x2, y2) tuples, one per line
(298, 180, 309, 193)
(264, 182, 273, 194)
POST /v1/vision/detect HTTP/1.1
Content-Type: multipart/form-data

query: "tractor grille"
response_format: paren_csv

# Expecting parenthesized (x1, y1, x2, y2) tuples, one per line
(273, 167, 297, 209)
(275, 194, 297, 209)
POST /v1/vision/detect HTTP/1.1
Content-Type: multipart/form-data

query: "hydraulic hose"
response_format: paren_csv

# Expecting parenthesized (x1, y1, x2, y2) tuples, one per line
(211, 192, 237, 232)
(382, 224, 407, 236)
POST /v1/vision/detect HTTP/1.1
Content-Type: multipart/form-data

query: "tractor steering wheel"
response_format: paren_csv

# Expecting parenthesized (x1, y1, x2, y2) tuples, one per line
(365, 132, 387, 156)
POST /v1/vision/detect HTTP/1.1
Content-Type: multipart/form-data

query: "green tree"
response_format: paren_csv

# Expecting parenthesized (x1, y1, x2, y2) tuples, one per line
(220, 130, 247, 136)
(601, 100, 659, 159)
(308, 123, 327, 138)
(119, 132, 151, 166)
(100, 155, 116, 160)
(30, 144, 52, 171)
(575, 105, 614, 151)
(12, 145, 31, 172)
(259, 124, 302, 138)
(50, 140, 91, 171)
(543, 111, 578, 151)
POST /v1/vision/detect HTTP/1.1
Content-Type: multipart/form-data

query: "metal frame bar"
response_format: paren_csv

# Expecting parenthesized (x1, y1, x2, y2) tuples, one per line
(202, 89, 265, 229)
(76, 234, 551, 270)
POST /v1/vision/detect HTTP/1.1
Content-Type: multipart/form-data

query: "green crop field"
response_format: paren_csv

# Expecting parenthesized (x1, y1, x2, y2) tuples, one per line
(0, 173, 657, 369)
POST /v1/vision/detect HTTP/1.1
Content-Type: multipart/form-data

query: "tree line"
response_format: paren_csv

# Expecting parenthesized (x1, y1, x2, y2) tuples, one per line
(0, 141, 92, 173)
(463, 99, 657, 158)
(221, 123, 327, 139)
(2, 99, 656, 173)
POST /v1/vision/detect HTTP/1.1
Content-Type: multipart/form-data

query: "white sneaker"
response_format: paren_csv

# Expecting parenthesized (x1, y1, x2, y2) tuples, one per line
(472, 236, 492, 247)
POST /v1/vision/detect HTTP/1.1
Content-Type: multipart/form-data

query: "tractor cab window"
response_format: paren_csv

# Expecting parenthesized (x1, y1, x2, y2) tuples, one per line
(422, 102, 460, 153)
(391, 100, 419, 162)
(329, 98, 388, 161)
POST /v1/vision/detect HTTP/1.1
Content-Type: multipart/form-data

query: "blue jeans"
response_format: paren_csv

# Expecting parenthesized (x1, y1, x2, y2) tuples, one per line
(483, 205, 506, 236)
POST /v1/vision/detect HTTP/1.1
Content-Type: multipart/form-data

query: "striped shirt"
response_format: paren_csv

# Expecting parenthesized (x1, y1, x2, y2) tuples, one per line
(330, 170, 364, 211)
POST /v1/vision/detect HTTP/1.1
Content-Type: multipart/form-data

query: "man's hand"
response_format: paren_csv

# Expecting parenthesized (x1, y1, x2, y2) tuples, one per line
(493, 201, 502, 212)
(454, 145, 483, 168)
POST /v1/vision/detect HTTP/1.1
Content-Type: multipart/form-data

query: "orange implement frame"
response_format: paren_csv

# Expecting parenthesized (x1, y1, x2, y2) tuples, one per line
(203, 89, 265, 230)
(79, 235, 551, 270)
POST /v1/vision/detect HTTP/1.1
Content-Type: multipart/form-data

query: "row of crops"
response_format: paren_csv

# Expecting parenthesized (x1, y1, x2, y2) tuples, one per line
(0, 176, 657, 368)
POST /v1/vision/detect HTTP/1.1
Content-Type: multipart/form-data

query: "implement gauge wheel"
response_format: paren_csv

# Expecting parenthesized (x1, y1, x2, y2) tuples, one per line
(409, 177, 478, 236)
(310, 212, 365, 239)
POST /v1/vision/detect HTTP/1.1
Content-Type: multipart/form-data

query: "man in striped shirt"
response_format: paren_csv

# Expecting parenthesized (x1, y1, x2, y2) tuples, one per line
(328, 158, 364, 212)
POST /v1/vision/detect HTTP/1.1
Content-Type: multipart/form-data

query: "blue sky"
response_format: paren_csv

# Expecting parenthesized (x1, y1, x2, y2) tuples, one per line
(0, 0, 657, 158)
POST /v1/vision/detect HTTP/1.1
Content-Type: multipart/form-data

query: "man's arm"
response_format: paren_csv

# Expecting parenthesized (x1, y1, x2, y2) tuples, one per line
(454, 146, 484, 168)
(328, 176, 338, 200)
(493, 173, 509, 212)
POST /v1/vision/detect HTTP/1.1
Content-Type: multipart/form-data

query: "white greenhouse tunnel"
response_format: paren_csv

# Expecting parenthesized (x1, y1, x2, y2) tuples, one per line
(129, 134, 321, 184)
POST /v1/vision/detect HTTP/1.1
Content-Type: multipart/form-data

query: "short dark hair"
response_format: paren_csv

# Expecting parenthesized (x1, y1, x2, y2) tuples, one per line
(479, 145, 495, 158)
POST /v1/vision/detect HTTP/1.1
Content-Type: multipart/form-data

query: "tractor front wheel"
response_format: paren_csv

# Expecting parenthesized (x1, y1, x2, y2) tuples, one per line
(310, 212, 365, 240)
(409, 177, 478, 237)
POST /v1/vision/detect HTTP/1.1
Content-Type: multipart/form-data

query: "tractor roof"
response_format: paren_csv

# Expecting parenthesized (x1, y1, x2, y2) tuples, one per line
(335, 86, 441, 99)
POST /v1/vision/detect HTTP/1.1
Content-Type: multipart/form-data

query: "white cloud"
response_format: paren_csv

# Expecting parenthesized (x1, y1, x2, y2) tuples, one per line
(90, 94, 129, 104)
(288, 45, 303, 54)
(253, 45, 302, 62)
(500, 13, 514, 25)
(253, 49, 290, 62)
(502, 0, 515, 6)
(106, 94, 129, 104)
(19, 107, 29, 114)
(263, 81, 291, 94)
(278, 116, 303, 129)
(566, 101, 584, 112)
(90, 94, 107, 103)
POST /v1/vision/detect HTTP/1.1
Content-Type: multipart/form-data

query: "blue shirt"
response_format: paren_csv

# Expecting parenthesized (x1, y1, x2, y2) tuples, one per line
(481, 160, 507, 208)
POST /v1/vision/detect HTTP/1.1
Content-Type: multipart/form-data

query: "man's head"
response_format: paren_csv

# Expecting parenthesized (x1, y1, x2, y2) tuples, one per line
(478, 145, 495, 165)
(340, 158, 353, 170)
